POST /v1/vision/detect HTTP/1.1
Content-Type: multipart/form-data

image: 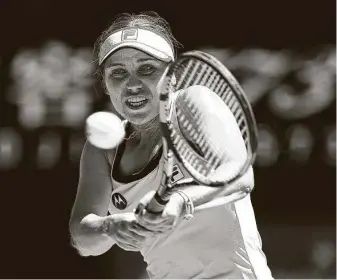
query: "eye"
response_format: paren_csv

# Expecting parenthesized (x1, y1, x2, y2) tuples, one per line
(138, 64, 156, 76)
(108, 68, 128, 79)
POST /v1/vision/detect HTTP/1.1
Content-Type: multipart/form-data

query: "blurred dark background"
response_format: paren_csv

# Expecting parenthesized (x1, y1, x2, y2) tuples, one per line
(0, 0, 335, 278)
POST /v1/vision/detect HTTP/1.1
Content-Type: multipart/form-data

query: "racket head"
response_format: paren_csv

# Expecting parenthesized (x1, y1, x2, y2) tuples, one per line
(158, 50, 258, 187)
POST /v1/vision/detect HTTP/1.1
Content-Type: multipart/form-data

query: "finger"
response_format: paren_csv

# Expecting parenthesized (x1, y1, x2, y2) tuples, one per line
(117, 241, 140, 252)
(134, 190, 156, 215)
(115, 229, 146, 247)
(137, 208, 168, 225)
(116, 238, 139, 251)
(136, 214, 173, 232)
(129, 222, 156, 237)
(117, 228, 157, 249)
(116, 237, 144, 251)
(131, 224, 167, 238)
(135, 219, 176, 234)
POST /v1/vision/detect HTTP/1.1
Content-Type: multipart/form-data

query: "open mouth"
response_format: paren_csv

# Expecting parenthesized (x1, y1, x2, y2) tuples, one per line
(125, 96, 149, 110)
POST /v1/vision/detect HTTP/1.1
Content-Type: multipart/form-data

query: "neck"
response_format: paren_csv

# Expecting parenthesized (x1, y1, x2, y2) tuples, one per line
(132, 115, 160, 132)
(129, 116, 162, 146)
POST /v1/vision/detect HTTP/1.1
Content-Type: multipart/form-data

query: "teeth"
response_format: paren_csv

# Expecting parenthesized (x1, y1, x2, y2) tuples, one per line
(125, 96, 148, 109)
(127, 97, 147, 103)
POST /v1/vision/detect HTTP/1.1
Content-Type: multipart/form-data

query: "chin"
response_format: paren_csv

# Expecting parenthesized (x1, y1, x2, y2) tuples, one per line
(128, 115, 156, 125)
(123, 104, 159, 125)
(127, 111, 159, 126)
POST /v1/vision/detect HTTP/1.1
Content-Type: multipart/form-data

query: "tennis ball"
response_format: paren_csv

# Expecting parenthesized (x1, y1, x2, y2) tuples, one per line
(86, 111, 125, 149)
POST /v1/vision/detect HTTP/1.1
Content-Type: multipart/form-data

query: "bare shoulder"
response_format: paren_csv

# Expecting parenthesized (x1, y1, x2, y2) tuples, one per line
(81, 140, 117, 174)
(72, 140, 116, 220)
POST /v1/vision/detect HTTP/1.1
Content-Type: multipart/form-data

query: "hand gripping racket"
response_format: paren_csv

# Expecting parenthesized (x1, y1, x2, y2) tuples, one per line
(146, 50, 258, 214)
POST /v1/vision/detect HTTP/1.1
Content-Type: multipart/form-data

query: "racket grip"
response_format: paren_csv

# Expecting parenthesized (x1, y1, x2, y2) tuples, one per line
(146, 188, 175, 213)
(146, 194, 166, 213)
(146, 148, 175, 213)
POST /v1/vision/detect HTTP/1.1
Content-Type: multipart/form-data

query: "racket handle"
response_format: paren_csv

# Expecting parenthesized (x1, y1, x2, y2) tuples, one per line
(146, 188, 175, 213)
(146, 195, 166, 213)
(146, 148, 175, 213)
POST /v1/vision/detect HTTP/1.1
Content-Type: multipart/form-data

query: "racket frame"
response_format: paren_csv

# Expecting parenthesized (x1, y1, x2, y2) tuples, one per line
(152, 50, 259, 209)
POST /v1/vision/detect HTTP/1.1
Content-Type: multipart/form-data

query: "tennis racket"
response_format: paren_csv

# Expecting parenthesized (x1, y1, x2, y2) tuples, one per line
(146, 50, 258, 213)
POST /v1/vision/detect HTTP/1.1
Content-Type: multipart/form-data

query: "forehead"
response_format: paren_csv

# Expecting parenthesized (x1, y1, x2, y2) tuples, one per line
(104, 48, 158, 66)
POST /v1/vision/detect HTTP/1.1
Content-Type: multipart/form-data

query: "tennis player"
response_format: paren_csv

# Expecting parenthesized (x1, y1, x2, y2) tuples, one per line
(69, 11, 273, 279)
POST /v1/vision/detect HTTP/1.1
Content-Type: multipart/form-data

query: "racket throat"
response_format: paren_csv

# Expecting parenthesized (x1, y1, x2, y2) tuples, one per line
(154, 191, 171, 205)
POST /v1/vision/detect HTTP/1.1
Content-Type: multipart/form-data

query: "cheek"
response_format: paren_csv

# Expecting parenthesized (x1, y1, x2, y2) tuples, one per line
(151, 92, 160, 106)
(104, 81, 120, 95)
(104, 76, 124, 94)
(145, 72, 165, 94)
(109, 95, 125, 117)
(105, 81, 123, 108)
(109, 94, 119, 103)
(109, 96, 124, 113)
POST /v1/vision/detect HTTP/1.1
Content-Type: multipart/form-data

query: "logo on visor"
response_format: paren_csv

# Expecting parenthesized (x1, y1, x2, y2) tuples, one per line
(122, 29, 138, 41)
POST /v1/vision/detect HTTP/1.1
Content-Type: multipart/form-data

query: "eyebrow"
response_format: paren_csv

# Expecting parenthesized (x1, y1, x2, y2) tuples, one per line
(105, 62, 124, 68)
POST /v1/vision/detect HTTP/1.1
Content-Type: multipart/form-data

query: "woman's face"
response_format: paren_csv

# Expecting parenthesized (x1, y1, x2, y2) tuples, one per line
(103, 48, 168, 125)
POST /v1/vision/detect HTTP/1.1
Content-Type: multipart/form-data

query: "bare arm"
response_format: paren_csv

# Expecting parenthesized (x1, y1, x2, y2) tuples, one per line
(70, 141, 160, 254)
(69, 141, 115, 256)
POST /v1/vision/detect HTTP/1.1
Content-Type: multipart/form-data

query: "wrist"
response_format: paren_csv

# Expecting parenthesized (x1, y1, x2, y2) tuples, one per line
(172, 190, 195, 220)
(170, 192, 187, 216)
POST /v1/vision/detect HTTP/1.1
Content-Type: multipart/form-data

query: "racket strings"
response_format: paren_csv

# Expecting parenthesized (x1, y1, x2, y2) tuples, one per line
(174, 59, 250, 149)
(173, 96, 223, 176)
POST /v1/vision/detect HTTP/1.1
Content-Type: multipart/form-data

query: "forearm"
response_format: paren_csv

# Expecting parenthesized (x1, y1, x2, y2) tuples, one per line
(70, 213, 115, 257)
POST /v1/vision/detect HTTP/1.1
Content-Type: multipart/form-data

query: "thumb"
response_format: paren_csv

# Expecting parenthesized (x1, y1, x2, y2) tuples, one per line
(163, 192, 185, 218)
(134, 190, 156, 215)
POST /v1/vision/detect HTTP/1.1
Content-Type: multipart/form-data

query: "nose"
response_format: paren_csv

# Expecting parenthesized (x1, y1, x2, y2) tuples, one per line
(126, 75, 143, 93)
(127, 84, 143, 93)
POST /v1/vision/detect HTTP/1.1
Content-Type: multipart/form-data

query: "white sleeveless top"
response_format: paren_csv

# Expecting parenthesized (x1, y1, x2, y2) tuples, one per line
(107, 92, 273, 279)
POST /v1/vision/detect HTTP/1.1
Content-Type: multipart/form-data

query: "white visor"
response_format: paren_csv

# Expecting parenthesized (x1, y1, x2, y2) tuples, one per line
(99, 28, 175, 66)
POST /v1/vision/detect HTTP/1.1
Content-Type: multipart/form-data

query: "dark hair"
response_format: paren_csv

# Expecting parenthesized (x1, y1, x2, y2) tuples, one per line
(93, 11, 182, 83)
